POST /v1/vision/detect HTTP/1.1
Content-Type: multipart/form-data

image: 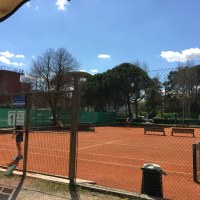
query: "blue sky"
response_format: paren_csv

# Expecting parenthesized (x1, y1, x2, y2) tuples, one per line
(1, 0, 200, 75)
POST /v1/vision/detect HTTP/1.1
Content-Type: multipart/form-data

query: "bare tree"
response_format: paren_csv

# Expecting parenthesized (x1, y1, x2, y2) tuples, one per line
(30, 48, 79, 125)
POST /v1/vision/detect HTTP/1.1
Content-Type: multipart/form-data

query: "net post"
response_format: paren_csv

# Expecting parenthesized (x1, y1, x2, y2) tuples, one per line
(23, 93, 31, 177)
(193, 143, 197, 182)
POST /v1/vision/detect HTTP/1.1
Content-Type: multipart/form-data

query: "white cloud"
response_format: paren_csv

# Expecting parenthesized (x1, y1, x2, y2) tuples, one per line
(0, 51, 25, 59)
(0, 51, 25, 66)
(78, 69, 87, 72)
(26, 2, 39, 10)
(90, 69, 98, 74)
(0, 51, 14, 58)
(160, 48, 200, 62)
(26, 2, 30, 7)
(98, 54, 111, 59)
(0, 56, 11, 65)
(77, 69, 98, 75)
(16, 54, 25, 58)
(12, 62, 25, 67)
(0, 56, 24, 66)
(56, 0, 69, 10)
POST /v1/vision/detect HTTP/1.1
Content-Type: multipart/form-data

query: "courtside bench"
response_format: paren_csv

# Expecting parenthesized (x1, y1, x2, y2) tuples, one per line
(144, 127, 165, 136)
(78, 123, 95, 132)
(57, 121, 95, 132)
(171, 128, 195, 137)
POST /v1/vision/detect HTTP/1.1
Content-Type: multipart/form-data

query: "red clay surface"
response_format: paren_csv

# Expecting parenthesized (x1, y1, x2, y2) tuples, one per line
(1, 126, 200, 200)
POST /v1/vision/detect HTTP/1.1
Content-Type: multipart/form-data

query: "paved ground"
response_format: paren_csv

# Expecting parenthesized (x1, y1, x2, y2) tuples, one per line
(0, 171, 155, 200)
(0, 176, 122, 200)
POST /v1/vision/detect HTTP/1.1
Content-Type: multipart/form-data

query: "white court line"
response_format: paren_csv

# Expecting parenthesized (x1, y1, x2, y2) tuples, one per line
(78, 138, 191, 152)
(77, 152, 192, 167)
(0, 147, 70, 154)
(79, 158, 137, 168)
(0, 148, 192, 176)
(78, 137, 139, 150)
(0, 146, 192, 167)
(0, 135, 192, 170)
(2, 139, 122, 152)
(1, 136, 191, 154)
(78, 158, 192, 176)
(0, 148, 191, 168)
(24, 137, 132, 153)
(113, 143, 191, 152)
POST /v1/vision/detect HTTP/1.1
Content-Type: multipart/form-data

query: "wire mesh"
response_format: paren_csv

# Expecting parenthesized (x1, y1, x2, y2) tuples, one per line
(197, 142, 200, 183)
(1, 65, 200, 199)
(26, 92, 72, 177)
(76, 65, 200, 200)
(0, 91, 72, 179)
(193, 141, 200, 183)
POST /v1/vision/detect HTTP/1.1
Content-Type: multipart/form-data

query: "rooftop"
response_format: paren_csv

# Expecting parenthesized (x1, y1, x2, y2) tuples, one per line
(0, 65, 24, 75)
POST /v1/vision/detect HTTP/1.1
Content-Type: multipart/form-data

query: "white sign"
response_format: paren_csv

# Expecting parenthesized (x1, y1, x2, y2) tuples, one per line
(8, 111, 25, 126)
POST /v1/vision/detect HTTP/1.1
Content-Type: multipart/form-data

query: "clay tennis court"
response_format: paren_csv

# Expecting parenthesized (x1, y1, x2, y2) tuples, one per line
(0, 126, 200, 199)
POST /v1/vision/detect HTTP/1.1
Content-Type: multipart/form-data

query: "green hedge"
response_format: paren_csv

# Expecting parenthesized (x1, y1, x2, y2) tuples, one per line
(157, 113, 179, 119)
(153, 118, 200, 125)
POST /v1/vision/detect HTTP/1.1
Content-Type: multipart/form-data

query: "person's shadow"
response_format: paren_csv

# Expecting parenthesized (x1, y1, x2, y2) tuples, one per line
(10, 176, 25, 200)
(9, 177, 80, 199)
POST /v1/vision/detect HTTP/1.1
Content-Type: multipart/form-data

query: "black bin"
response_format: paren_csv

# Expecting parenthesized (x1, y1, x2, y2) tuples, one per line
(141, 163, 166, 198)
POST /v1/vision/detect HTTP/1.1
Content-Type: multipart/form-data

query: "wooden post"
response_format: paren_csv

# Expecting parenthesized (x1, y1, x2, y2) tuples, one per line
(69, 75, 79, 184)
(193, 143, 197, 182)
(23, 94, 31, 177)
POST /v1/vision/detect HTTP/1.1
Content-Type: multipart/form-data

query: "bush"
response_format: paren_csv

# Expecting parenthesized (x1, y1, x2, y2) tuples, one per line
(157, 113, 179, 119)
(132, 118, 146, 123)
(116, 118, 126, 122)
(153, 118, 200, 125)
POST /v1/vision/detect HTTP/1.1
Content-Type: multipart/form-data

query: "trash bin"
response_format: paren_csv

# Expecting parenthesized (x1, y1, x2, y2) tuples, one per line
(141, 163, 166, 198)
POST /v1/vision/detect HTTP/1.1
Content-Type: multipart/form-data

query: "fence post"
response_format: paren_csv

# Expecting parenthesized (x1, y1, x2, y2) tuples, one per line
(193, 143, 197, 182)
(69, 74, 79, 184)
(23, 94, 31, 177)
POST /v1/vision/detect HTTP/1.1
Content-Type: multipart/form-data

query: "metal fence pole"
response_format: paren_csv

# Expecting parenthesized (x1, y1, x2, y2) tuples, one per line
(69, 75, 79, 184)
(23, 94, 31, 177)
(193, 143, 197, 182)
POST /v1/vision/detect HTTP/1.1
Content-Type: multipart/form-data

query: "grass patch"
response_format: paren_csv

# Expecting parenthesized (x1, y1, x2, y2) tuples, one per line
(30, 178, 69, 193)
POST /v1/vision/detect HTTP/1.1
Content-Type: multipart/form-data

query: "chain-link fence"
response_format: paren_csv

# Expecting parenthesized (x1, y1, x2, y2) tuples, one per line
(75, 66, 200, 200)
(0, 66, 200, 199)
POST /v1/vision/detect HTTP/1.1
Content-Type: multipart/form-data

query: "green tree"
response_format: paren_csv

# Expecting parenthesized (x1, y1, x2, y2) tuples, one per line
(145, 77, 163, 118)
(105, 63, 150, 118)
(81, 73, 108, 112)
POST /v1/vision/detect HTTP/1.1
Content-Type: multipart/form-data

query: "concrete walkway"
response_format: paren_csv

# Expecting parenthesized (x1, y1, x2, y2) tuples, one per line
(0, 168, 159, 200)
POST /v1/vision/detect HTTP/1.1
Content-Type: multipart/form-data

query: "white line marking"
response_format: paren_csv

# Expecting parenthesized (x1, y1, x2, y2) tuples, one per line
(78, 158, 192, 176)
(78, 139, 191, 152)
(78, 152, 192, 167)
(78, 137, 133, 150)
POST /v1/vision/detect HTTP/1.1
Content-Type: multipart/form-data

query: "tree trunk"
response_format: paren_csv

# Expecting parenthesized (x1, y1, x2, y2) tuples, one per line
(135, 100, 138, 118)
(51, 108, 58, 126)
(127, 97, 132, 119)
